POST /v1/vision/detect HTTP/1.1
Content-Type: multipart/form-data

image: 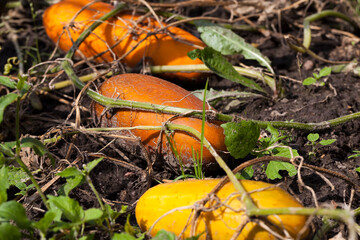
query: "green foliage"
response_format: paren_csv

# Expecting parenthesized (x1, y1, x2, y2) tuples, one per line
(0, 157, 128, 239)
(6, 166, 33, 196)
(356, 167, 360, 173)
(47, 195, 85, 223)
(112, 232, 138, 240)
(151, 230, 176, 240)
(0, 223, 21, 240)
(235, 166, 254, 180)
(124, 214, 136, 236)
(0, 200, 32, 229)
(0, 166, 9, 204)
(112, 229, 176, 240)
(0, 138, 54, 163)
(266, 161, 297, 180)
(57, 158, 103, 196)
(195, 21, 274, 75)
(306, 133, 336, 160)
(0, 93, 18, 124)
(221, 121, 260, 159)
(255, 125, 298, 179)
(0, 76, 31, 124)
(303, 67, 331, 86)
(349, 150, 360, 159)
(188, 47, 266, 93)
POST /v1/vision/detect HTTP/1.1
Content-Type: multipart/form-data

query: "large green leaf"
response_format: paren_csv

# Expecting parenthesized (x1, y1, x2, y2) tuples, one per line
(195, 21, 274, 75)
(0, 223, 21, 240)
(0, 76, 17, 89)
(189, 48, 265, 93)
(47, 195, 84, 223)
(221, 121, 260, 159)
(33, 210, 57, 234)
(0, 201, 32, 229)
(84, 208, 103, 222)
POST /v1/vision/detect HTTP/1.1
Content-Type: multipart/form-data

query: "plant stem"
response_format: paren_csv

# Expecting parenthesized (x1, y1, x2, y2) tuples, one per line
(303, 10, 359, 50)
(63, 57, 360, 130)
(150, 64, 276, 91)
(14, 97, 49, 209)
(85, 174, 112, 233)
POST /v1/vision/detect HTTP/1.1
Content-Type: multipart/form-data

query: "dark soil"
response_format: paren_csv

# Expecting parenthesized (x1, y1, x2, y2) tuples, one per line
(1, 0, 359, 239)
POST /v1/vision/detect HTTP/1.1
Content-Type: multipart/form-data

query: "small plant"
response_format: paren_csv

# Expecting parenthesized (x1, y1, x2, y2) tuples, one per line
(0, 158, 128, 239)
(252, 125, 298, 180)
(303, 67, 331, 86)
(306, 133, 336, 160)
(348, 150, 360, 159)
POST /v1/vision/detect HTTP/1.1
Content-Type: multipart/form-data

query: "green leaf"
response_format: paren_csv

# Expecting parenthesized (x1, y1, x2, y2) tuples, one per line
(307, 133, 319, 143)
(58, 167, 85, 195)
(313, 73, 320, 80)
(16, 75, 30, 94)
(0, 76, 18, 89)
(0, 93, 19, 123)
(79, 235, 95, 240)
(124, 214, 136, 236)
(303, 77, 316, 85)
(84, 157, 103, 173)
(195, 21, 274, 74)
(0, 223, 21, 240)
(84, 208, 103, 222)
(356, 167, 360, 173)
(0, 166, 9, 204)
(189, 47, 265, 93)
(0, 201, 32, 229)
(105, 204, 127, 222)
(265, 161, 297, 180)
(152, 229, 176, 240)
(7, 166, 30, 187)
(5, 166, 33, 196)
(33, 210, 57, 234)
(319, 67, 331, 77)
(221, 121, 260, 159)
(265, 124, 281, 146)
(235, 166, 254, 180)
(64, 175, 84, 196)
(57, 167, 82, 178)
(112, 233, 137, 240)
(47, 195, 84, 223)
(318, 139, 336, 146)
(0, 143, 14, 157)
(348, 151, 360, 159)
(273, 147, 299, 158)
(47, 201, 62, 222)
